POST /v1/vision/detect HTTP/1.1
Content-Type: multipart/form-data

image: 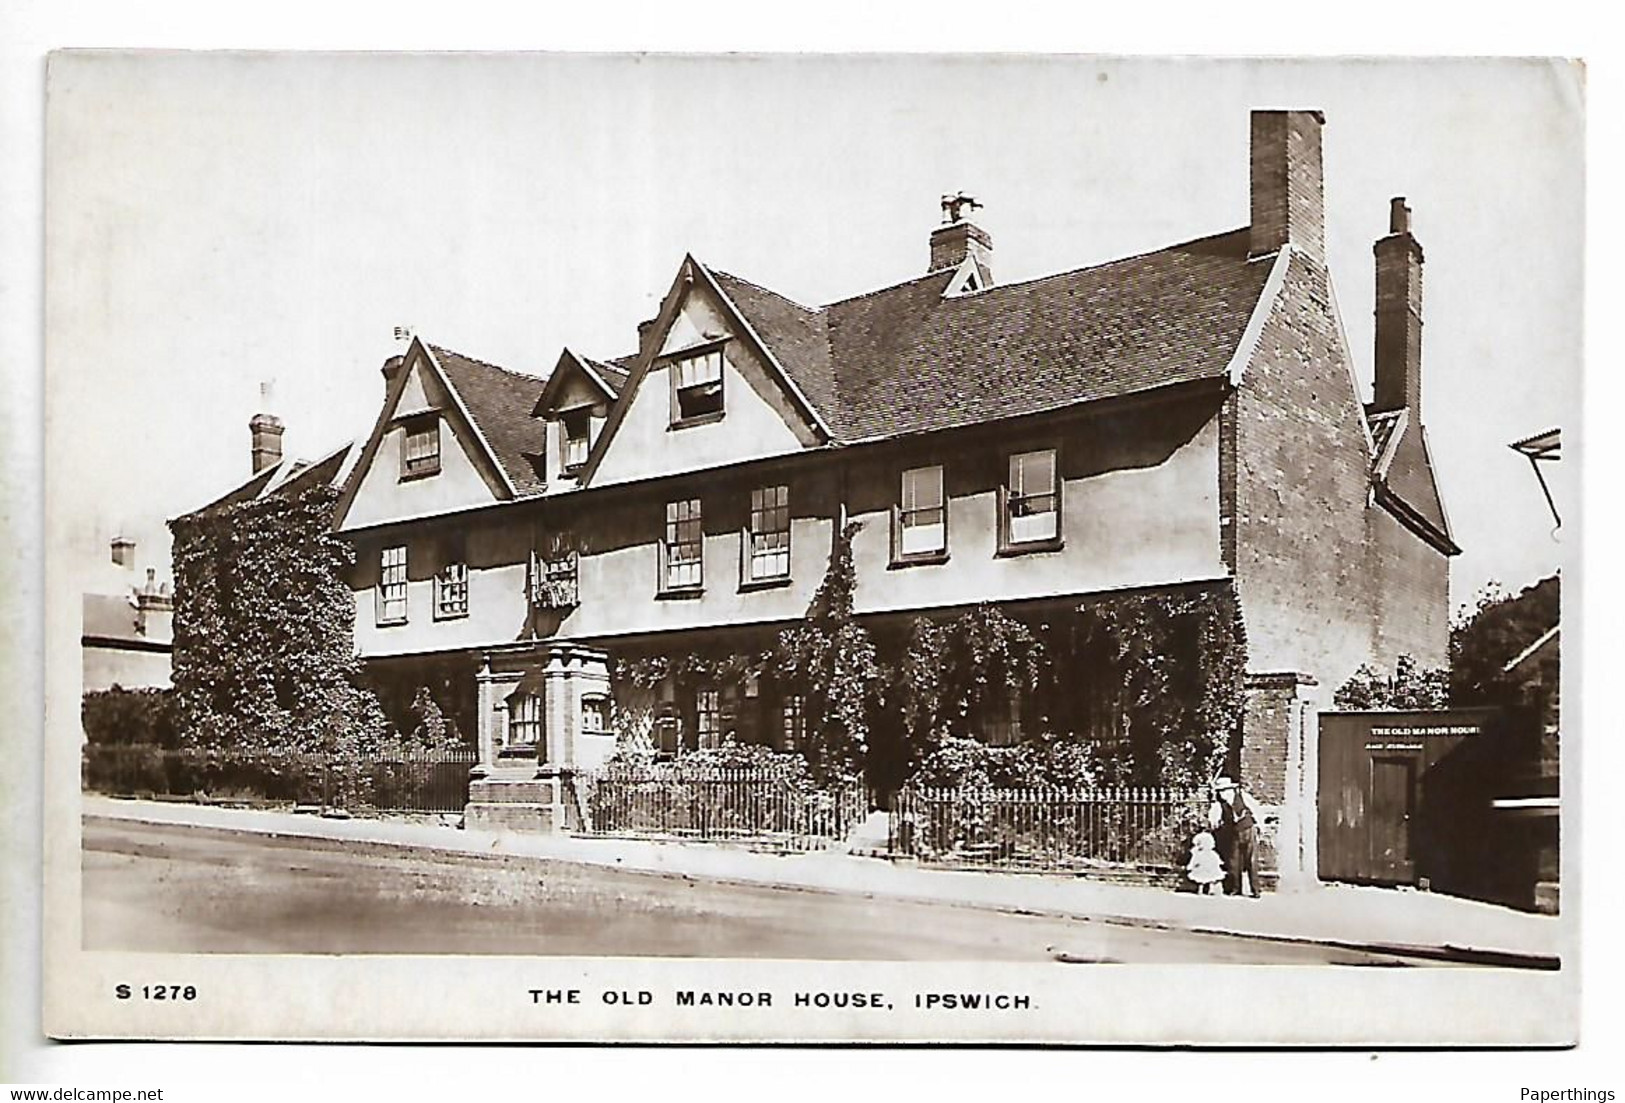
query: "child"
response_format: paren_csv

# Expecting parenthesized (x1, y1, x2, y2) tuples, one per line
(1186, 830, 1225, 895)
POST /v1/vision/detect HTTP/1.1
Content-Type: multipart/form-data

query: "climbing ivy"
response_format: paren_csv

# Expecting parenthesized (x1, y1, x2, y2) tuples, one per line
(1069, 585, 1248, 789)
(892, 603, 1045, 772)
(168, 485, 389, 755)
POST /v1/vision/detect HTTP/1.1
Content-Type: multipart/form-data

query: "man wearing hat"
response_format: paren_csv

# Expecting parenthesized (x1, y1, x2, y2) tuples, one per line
(1209, 775, 1266, 897)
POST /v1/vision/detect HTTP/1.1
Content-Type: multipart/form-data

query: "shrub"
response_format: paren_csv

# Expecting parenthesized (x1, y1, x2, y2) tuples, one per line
(81, 687, 180, 748)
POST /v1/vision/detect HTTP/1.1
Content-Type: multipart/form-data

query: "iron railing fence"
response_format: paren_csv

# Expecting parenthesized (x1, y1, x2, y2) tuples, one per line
(82, 744, 477, 813)
(889, 785, 1221, 874)
(572, 767, 867, 851)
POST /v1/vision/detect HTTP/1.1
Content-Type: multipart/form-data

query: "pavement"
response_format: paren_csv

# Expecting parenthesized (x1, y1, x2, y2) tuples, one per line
(81, 795, 1566, 967)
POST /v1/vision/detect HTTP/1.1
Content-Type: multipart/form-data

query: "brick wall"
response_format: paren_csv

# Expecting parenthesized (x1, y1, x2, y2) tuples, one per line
(1368, 501, 1450, 670)
(1232, 250, 1377, 694)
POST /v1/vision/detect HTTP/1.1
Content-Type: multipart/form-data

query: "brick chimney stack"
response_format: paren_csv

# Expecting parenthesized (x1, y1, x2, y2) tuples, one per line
(929, 192, 993, 285)
(1249, 110, 1326, 264)
(1371, 197, 1425, 416)
(249, 413, 285, 473)
(110, 535, 135, 569)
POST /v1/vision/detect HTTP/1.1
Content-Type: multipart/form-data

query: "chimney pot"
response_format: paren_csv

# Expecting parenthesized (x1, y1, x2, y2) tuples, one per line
(928, 194, 993, 284)
(1390, 196, 1412, 235)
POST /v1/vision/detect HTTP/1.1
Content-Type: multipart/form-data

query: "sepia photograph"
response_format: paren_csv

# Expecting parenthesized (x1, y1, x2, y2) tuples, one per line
(38, 51, 1580, 1045)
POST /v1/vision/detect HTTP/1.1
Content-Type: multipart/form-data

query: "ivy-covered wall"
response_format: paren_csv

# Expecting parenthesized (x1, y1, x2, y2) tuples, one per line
(168, 486, 390, 754)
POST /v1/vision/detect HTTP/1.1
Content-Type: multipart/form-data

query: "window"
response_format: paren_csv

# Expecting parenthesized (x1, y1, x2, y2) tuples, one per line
(507, 693, 542, 749)
(671, 347, 725, 423)
(1003, 448, 1060, 548)
(560, 408, 591, 472)
(401, 415, 441, 478)
(582, 695, 609, 736)
(746, 484, 791, 582)
(780, 695, 806, 753)
(377, 545, 408, 624)
(695, 688, 723, 750)
(661, 498, 704, 592)
(895, 464, 947, 560)
(979, 689, 1023, 747)
(435, 559, 468, 619)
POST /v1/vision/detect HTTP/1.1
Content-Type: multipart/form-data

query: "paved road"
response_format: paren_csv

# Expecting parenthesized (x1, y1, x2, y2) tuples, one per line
(83, 817, 1441, 964)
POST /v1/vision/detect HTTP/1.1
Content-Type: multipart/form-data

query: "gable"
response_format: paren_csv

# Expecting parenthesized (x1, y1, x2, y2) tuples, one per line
(587, 265, 824, 487)
(1376, 419, 1456, 553)
(336, 345, 513, 531)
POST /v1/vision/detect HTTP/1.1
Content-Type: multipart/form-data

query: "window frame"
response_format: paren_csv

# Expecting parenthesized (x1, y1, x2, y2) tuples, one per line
(399, 413, 442, 480)
(890, 463, 950, 567)
(581, 694, 610, 737)
(376, 545, 409, 626)
(998, 446, 1064, 555)
(559, 407, 592, 474)
(666, 341, 728, 428)
(507, 692, 543, 750)
(741, 483, 792, 588)
(659, 496, 705, 596)
(433, 538, 469, 621)
(779, 694, 806, 753)
(695, 687, 723, 751)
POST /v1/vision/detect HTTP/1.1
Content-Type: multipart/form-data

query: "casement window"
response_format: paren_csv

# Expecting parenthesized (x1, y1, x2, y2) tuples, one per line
(893, 464, 948, 562)
(582, 695, 609, 736)
(560, 408, 591, 472)
(1001, 448, 1061, 550)
(670, 346, 725, 424)
(507, 693, 543, 749)
(745, 484, 791, 583)
(780, 695, 806, 753)
(695, 688, 723, 751)
(400, 415, 441, 478)
(661, 497, 704, 593)
(376, 545, 408, 625)
(435, 558, 469, 620)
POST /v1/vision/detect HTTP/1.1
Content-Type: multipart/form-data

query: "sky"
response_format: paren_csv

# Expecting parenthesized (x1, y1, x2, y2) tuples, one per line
(45, 54, 1582, 608)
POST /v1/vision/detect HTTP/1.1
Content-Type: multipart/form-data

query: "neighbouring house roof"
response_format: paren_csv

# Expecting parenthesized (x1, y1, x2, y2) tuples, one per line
(1367, 406, 1456, 553)
(706, 228, 1272, 442)
(82, 592, 171, 649)
(1504, 624, 1559, 676)
(426, 343, 550, 495)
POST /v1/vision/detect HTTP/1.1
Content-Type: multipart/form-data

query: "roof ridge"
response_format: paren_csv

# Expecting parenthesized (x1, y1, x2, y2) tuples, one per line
(817, 226, 1250, 311)
(425, 341, 547, 383)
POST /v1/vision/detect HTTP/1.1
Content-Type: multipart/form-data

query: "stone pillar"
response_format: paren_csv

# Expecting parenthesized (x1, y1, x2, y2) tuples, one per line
(474, 654, 521, 775)
(539, 642, 612, 772)
(1241, 672, 1320, 891)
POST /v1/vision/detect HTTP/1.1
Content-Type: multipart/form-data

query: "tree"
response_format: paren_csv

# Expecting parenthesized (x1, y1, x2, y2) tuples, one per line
(1450, 575, 1559, 706)
(168, 485, 389, 755)
(1334, 654, 1450, 710)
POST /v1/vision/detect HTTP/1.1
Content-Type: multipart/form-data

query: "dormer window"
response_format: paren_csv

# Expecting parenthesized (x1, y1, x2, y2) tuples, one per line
(400, 413, 441, 479)
(670, 345, 725, 425)
(561, 408, 592, 472)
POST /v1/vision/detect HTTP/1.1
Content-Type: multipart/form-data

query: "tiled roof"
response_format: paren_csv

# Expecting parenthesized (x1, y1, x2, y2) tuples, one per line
(706, 229, 1271, 442)
(584, 357, 632, 396)
(427, 344, 550, 495)
(275, 442, 354, 498)
(708, 270, 837, 433)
